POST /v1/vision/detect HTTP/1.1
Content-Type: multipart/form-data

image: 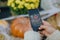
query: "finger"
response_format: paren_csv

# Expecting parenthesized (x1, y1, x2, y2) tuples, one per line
(39, 25, 47, 30)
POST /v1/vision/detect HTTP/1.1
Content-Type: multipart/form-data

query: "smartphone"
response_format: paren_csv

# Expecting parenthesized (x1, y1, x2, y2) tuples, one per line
(28, 9, 42, 32)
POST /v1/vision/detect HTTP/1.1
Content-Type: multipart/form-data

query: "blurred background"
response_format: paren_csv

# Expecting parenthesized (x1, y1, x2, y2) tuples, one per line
(0, 0, 60, 40)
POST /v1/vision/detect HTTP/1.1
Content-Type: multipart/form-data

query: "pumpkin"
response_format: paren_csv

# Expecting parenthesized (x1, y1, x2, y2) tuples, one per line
(11, 17, 31, 38)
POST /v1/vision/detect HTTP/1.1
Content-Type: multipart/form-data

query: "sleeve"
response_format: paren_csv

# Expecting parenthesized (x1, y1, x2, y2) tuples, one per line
(46, 30, 60, 40)
(24, 31, 41, 40)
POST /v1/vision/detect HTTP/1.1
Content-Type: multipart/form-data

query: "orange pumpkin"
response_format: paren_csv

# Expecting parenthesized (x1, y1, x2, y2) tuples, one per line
(11, 17, 31, 38)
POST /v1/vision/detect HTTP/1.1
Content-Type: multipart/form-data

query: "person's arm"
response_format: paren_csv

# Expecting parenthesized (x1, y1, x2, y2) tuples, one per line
(46, 30, 60, 40)
(39, 21, 60, 40)
(24, 31, 41, 40)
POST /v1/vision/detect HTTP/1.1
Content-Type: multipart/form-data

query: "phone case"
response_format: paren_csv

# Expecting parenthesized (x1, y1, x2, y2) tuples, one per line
(28, 9, 42, 31)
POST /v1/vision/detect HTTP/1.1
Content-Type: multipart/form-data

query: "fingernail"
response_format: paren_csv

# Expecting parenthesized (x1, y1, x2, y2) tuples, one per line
(39, 28, 41, 29)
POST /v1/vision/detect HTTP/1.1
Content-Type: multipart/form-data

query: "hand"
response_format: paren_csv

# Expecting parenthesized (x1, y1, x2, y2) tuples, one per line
(39, 21, 56, 37)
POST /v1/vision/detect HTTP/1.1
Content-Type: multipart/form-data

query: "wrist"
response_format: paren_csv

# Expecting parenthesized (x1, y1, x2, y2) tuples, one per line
(46, 30, 60, 40)
(50, 29, 56, 35)
(48, 29, 56, 37)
